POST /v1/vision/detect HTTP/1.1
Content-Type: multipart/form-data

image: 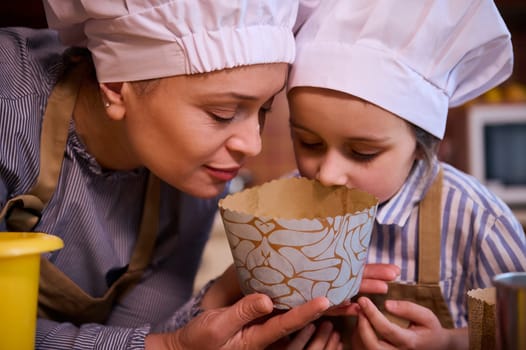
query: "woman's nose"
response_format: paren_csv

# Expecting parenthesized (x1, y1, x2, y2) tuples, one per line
(316, 150, 348, 187)
(227, 118, 262, 157)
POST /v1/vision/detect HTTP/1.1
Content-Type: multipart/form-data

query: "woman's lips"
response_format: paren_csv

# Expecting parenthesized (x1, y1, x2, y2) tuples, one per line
(204, 165, 240, 182)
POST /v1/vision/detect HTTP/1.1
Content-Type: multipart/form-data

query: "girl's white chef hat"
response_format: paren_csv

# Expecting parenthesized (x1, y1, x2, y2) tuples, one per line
(288, 0, 513, 139)
(43, 0, 299, 83)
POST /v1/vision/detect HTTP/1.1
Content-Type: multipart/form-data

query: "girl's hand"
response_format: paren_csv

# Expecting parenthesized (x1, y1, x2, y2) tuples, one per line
(359, 264, 400, 294)
(270, 321, 342, 350)
(324, 263, 400, 317)
(350, 297, 468, 350)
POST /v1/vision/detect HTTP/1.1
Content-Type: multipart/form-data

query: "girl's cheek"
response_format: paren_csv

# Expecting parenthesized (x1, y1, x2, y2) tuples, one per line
(296, 164, 312, 179)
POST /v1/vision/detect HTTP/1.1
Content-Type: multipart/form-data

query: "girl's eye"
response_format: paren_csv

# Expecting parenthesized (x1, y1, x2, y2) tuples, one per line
(291, 131, 323, 150)
(299, 139, 324, 149)
(350, 150, 378, 162)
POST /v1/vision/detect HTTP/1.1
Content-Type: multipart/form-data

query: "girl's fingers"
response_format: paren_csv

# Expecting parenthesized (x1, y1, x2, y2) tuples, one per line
(285, 324, 316, 350)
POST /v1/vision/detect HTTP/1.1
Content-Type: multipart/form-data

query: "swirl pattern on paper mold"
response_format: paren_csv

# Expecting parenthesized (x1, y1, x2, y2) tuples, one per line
(221, 206, 376, 309)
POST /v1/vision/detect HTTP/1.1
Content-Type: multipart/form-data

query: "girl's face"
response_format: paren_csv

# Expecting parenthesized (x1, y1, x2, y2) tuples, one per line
(120, 63, 288, 198)
(288, 87, 418, 203)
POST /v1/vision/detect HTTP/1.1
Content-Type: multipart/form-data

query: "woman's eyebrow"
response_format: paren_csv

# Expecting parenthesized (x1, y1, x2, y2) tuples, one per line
(206, 83, 286, 102)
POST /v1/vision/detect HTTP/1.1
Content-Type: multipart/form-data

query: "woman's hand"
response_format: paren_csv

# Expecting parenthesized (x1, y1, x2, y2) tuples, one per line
(146, 293, 332, 350)
(193, 264, 344, 349)
(200, 264, 243, 310)
(350, 297, 468, 350)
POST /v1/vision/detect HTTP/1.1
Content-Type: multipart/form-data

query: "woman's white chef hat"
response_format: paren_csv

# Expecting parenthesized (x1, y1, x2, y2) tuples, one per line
(43, 0, 299, 83)
(288, 0, 513, 139)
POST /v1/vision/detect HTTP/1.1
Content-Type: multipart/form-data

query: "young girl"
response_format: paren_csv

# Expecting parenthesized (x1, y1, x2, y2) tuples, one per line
(287, 0, 526, 349)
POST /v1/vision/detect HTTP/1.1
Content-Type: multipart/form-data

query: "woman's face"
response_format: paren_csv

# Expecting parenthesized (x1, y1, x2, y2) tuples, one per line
(288, 87, 418, 203)
(121, 63, 288, 198)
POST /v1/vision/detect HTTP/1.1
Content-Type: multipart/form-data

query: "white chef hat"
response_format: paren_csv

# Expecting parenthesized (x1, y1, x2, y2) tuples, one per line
(43, 0, 299, 83)
(288, 0, 513, 139)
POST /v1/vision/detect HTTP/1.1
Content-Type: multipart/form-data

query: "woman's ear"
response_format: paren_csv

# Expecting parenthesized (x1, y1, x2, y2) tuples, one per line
(99, 82, 126, 120)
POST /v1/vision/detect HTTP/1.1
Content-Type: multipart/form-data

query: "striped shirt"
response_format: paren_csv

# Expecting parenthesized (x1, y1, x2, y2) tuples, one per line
(1, 28, 222, 349)
(370, 158, 526, 327)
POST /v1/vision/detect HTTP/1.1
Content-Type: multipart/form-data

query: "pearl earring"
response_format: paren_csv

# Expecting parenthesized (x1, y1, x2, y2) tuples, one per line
(104, 101, 111, 108)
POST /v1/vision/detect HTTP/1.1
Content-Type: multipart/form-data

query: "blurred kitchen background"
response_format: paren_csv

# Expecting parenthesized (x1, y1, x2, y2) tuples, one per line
(1, 0, 525, 292)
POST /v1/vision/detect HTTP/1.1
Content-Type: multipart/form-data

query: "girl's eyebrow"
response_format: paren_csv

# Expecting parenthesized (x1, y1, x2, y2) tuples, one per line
(289, 120, 310, 131)
(290, 120, 391, 143)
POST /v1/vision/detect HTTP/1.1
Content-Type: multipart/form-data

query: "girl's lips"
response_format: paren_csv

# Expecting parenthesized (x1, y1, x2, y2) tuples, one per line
(204, 166, 240, 182)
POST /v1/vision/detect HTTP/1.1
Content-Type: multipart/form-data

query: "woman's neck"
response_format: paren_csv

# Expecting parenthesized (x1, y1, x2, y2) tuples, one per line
(72, 80, 140, 171)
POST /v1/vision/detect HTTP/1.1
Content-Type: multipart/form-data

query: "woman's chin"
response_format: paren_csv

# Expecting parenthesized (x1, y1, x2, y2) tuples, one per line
(186, 182, 227, 199)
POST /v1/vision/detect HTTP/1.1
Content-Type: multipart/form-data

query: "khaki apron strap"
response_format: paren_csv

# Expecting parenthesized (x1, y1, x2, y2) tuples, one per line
(0, 62, 87, 231)
(38, 173, 160, 324)
(418, 168, 443, 284)
(31, 65, 85, 203)
(377, 167, 454, 329)
(0, 194, 44, 231)
(128, 174, 160, 272)
(338, 166, 453, 346)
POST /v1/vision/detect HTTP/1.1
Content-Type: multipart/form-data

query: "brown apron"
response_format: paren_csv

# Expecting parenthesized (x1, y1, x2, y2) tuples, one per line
(367, 168, 455, 329)
(0, 61, 160, 325)
(335, 168, 454, 349)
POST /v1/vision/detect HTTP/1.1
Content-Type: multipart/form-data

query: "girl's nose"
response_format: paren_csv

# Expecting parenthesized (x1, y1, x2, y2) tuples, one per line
(316, 150, 348, 187)
(226, 118, 262, 157)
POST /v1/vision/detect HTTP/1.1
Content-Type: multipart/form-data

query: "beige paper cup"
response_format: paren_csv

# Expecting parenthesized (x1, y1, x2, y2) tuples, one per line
(467, 287, 496, 350)
(219, 177, 379, 309)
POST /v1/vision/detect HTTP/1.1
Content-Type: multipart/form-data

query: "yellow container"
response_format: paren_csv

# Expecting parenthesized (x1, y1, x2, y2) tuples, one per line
(0, 232, 63, 350)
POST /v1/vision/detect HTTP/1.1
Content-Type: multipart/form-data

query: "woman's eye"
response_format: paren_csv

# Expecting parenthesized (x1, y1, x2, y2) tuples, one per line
(209, 112, 235, 123)
(258, 99, 274, 132)
(258, 109, 267, 132)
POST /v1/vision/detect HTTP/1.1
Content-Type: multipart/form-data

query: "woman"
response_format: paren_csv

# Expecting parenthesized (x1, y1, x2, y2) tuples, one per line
(0, 1, 338, 349)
